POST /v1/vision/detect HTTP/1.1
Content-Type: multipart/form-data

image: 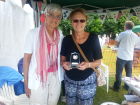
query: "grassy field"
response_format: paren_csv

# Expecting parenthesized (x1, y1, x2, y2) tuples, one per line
(102, 46, 140, 76)
(58, 46, 140, 105)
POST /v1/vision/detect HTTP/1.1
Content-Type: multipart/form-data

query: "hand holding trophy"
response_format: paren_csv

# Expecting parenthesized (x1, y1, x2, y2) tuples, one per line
(70, 52, 80, 68)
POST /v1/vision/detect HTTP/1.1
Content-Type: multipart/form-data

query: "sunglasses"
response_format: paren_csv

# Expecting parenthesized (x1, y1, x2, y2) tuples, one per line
(72, 19, 86, 23)
(46, 13, 62, 20)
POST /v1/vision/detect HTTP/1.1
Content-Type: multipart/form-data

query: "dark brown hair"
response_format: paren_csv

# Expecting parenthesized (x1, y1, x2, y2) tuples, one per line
(68, 8, 88, 20)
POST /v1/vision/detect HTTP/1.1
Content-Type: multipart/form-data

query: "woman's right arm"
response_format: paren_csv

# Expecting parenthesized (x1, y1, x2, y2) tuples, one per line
(61, 56, 71, 70)
(23, 53, 32, 98)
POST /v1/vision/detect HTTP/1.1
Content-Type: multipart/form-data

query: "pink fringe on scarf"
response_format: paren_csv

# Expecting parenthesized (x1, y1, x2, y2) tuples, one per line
(36, 24, 60, 83)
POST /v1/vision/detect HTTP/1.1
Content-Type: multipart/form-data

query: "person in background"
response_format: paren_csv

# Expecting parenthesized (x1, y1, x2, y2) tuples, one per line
(113, 21, 139, 91)
(23, 4, 63, 105)
(61, 8, 102, 105)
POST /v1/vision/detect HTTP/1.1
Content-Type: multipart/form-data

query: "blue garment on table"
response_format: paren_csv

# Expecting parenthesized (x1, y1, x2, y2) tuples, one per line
(0, 66, 23, 88)
(14, 81, 25, 95)
(17, 58, 23, 75)
(15, 58, 25, 95)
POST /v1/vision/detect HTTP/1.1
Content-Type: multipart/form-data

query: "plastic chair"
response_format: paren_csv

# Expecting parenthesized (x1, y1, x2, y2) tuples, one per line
(0, 83, 30, 105)
(0, 66, 29, 105)
(0, 95, 14, 105)
(0, 83, 15, 105)
(100, 63, 109, 93)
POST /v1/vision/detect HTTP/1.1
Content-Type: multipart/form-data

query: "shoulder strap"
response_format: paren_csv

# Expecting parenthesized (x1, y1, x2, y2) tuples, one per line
(72, 35, 89, 62)
(72, 35, 99, 72)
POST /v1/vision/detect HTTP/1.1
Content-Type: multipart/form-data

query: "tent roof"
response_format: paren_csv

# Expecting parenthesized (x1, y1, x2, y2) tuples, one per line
(47, 0, 140, 11)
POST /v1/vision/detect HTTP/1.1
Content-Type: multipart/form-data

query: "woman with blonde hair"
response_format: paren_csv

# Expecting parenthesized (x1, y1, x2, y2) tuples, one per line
(61, 8, 102, 105)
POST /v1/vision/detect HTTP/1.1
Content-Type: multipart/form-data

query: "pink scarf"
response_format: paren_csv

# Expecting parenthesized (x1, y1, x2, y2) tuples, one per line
(36, 24, 60, 83)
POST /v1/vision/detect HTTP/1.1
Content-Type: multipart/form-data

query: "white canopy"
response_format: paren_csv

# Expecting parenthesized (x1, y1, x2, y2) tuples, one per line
(0, 0, 34, 70)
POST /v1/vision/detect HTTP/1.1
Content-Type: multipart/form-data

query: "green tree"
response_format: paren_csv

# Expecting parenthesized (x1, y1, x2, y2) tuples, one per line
(117, 15, 140, 33)
(117, 15, 127, 33)
(59, 13, 140, 38)
(59, 19, 72, 35)
(86, 14, 103, 34)
(103, 17, 117, 39)
(130, 16, 140, 25)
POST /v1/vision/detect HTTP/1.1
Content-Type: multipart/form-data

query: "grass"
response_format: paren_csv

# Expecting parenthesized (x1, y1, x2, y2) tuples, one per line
(57, 45, 140, 105)
(94, 77, 127, 105)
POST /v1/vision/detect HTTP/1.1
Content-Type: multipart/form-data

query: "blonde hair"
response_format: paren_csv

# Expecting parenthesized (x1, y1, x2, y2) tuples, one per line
(68, 8, 88, 20)
(125, 21, 134, 29)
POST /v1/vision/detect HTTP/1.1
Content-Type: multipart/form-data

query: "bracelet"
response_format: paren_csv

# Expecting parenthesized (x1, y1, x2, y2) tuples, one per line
(88, 62, 91, 68)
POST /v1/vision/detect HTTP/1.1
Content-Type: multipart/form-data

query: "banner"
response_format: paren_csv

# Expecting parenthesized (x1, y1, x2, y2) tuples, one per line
(133, 6, 140, 18)
(62, 9, 71, 19)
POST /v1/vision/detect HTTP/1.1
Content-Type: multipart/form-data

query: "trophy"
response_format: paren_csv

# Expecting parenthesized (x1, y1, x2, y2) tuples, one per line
(70, 52, 80, 68)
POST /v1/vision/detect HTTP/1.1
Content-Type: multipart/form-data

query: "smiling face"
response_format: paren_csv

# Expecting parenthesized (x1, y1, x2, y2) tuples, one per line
(71, 12, 87, 33)
(45, 11, 62, 30)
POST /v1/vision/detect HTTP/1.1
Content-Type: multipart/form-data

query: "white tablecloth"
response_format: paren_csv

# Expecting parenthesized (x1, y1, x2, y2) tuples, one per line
(122, 77, 140, 97)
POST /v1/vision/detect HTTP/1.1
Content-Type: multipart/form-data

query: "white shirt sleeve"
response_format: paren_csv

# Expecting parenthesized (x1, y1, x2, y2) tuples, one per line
(24, 30, 34, 54)
(116, 32, 124, 43)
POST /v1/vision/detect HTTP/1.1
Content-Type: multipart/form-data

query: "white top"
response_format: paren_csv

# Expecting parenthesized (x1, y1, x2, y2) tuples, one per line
(98, 36, 105, 48)
(116, 30, 138, 60)
(24, 27, 64, 90)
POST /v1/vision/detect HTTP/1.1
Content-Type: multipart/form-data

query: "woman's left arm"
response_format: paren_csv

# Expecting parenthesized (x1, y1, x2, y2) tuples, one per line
(79, 34, 102, 70)
(78, 59, 101, 70)
(88, 59, 101, 69)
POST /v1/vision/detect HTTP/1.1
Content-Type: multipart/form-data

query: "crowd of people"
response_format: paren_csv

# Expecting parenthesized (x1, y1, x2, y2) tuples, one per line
(23, 3, 140, 105)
